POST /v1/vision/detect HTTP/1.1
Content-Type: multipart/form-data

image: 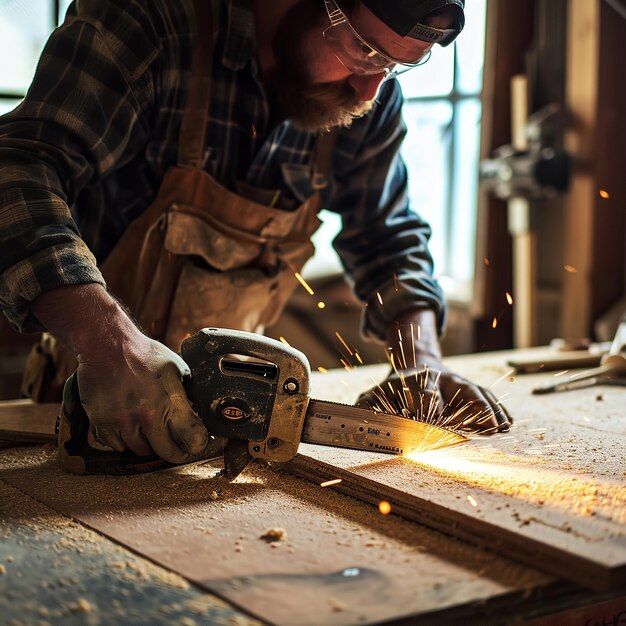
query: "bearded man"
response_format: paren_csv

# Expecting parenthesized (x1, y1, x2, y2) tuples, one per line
(0, 0, 511, 465)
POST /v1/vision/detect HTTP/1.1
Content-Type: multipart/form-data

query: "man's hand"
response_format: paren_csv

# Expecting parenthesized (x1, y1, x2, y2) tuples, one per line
(76, 334, 209, 462)
(32, 284, 209, 463)
(357, 359, 512, 434)
(357, 308, 512, 434)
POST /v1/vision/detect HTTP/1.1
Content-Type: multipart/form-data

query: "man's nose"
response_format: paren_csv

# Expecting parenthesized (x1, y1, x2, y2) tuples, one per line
(347, 72, 387, 102)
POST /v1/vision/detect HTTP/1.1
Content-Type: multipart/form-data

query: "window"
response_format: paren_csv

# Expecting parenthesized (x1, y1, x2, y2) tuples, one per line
(308, 0, 488, 303)
(0, 0, 73, 113)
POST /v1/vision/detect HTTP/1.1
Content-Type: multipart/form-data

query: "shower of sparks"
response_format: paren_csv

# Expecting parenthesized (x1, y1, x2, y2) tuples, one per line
(335, 331, 353, 355)
(490, 369, 515, 388)
(279, 337, 290, 346)
(320, 479, 342, 488)
(506, 292, 513, 305)
(317, 301, 326, 309)
(599, 189, 610, 199)
(377, 291, 384, 305)
(564, 265, 577, 273)
(492, 317, 498, 329)
(294, 272, 315, 295)
(317, 366, 328, 374)
(467, 495, 478, 507)
(378, 501, 392, 515)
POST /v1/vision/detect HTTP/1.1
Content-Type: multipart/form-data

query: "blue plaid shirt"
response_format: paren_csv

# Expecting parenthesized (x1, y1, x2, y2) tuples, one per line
(0, 0, 445, 340)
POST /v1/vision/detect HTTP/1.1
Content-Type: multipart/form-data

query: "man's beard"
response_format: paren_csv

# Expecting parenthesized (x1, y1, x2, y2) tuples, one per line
(268, 0, 375, 132)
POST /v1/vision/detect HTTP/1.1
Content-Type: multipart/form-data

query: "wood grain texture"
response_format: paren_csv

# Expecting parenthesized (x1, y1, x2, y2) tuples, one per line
(284, 349, 626, 591)
(0, 400, 58, 444)
(0, 446, 560, 626)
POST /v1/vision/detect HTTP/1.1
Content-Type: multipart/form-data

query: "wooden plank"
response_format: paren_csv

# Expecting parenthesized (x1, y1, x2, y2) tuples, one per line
(0, 481, 258, 625)
(0, 400, 59, 444)
(0, 445, 564, 626)
(560, 0, 600, 337)
(282, 351, 626, 591)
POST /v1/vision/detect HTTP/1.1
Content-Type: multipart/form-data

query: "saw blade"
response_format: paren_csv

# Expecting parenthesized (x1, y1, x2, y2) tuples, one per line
(301, 399, 468, 455)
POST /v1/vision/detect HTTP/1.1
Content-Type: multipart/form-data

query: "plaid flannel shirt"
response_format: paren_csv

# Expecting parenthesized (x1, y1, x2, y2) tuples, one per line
(0, 0, 445, 340)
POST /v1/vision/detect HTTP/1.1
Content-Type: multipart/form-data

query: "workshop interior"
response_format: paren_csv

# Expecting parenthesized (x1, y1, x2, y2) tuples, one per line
(1, 1, 625, 625)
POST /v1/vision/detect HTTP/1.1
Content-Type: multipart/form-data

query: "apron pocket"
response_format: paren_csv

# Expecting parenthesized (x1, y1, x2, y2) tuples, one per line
(164, 209, 262, 271)
(164, 262, 279, 350)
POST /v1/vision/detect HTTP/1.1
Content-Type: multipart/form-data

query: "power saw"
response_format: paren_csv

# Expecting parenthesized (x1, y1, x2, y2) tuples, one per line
(57, 328, 468, 480)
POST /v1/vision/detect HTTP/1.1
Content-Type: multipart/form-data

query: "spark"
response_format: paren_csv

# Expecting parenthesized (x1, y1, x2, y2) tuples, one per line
(339, 358, 352, 371)
(490, 369, 516, 388)
(564, 265, 577, 273)
(484, 257, 491, 265)
(506, 292, 513, 305)
(393, 272, 398, 291)
(320, 479, 342, 488)
(294, 272, 315, 295)
(583, 416, 590, 422)
(355, 352, 363, 365)
(467, 495, 478, 507)
(335, 331, 353, 355)
(553, 370, 569, 377)
(599, 189, 610, 199)
(317, 366, 328, 374)
(378, 500, 392, 515)
(543, 444, 561, 448)
(279, 337, 290, 346)
(492, 317, 498, 329)
(377, 291, 384, 305)
(251, 123, 257, 138)
(317, 301, 325, 309)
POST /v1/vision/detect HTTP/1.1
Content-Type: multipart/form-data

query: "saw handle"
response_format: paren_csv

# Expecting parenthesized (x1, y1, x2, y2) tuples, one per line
(57, 372, 171, 475)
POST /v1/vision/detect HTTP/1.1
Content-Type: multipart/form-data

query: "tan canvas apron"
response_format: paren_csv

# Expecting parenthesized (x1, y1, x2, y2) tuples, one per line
(22, 0, 336, 400)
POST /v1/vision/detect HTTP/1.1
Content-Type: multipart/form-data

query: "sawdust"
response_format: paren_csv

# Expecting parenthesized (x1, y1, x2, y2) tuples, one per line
(259, 528, 286, 542)
(69, 598, 95, 613)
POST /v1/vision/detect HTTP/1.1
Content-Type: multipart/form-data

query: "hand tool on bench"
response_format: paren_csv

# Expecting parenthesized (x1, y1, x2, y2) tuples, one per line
(532, 315, 626, 394)
(53, 328, 468, 480)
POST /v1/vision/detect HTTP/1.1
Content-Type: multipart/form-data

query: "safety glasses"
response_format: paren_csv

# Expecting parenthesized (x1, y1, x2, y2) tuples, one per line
(323, 0, 432, 76)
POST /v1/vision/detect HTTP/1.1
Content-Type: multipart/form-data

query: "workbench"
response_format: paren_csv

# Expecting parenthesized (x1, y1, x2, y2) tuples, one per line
(1, 347, 625, 625)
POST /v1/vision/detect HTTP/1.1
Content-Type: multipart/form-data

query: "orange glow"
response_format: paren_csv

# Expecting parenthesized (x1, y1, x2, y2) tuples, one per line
(599, 189, 610, 199)
(378, 500, 392, 515)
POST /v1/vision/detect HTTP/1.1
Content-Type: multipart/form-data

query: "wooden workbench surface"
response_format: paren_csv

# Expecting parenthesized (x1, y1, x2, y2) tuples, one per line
(1, 346, 625, 625)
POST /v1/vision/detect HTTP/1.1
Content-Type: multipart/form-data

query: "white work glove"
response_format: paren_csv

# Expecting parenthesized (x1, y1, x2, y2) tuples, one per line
(76, 334, 209, 464)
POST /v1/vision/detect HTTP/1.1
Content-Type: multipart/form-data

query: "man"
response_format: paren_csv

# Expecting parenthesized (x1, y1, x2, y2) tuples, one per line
(0, 0, 511, 466)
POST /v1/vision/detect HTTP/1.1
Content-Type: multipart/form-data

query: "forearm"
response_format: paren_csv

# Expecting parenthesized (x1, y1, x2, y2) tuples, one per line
(30, 284, 140, 357)
(386, 308, 442, 370)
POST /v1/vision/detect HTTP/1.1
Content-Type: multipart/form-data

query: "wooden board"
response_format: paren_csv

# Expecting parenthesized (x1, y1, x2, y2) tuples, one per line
(0, 400, 58, 445)
(282, 351, 626, 591)
(0, 444, 587, 626)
